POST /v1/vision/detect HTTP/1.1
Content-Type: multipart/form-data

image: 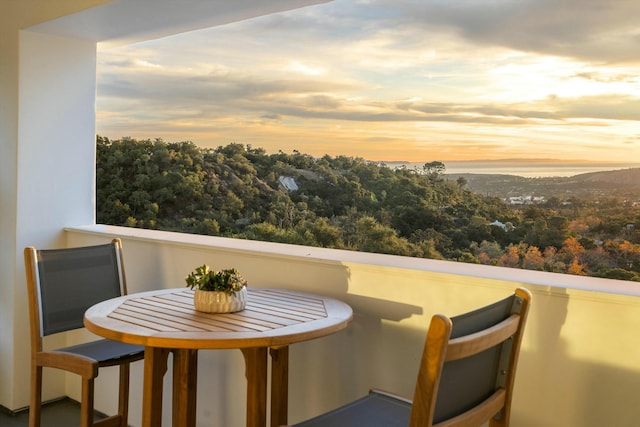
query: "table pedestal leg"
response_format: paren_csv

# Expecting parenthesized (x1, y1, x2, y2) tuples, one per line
(172, 349, 198, 427)
(241, 347, 268, 427)
(270, 346, 289, 427)
(142, 347, 170, 427)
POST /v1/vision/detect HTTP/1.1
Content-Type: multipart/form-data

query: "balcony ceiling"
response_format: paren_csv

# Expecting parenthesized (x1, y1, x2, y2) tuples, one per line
(28, 0, 332, 48)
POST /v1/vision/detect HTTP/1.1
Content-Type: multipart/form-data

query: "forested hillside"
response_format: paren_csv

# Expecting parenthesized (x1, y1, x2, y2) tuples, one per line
(97, 136, 640, 281)
(451, 168, 640, 200)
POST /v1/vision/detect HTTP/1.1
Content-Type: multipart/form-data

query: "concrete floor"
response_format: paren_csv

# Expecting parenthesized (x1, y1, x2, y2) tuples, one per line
(0, 398, 106, 427)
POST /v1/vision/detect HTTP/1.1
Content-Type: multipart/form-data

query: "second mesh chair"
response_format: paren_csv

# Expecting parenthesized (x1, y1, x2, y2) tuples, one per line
(24, 238, 145, 427)
(289, 287, 531, 427)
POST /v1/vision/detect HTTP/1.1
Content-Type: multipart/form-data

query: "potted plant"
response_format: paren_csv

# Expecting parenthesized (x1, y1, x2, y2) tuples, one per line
(185, 265, 248, 313)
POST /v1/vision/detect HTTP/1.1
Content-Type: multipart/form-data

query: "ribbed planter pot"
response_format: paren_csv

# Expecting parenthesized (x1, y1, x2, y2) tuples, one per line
(193, 287, 247, 313)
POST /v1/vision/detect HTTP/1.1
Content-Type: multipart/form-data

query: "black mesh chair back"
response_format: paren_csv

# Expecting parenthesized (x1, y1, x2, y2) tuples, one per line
(36, 243, 124, 336)
(432, 293, 523, 424)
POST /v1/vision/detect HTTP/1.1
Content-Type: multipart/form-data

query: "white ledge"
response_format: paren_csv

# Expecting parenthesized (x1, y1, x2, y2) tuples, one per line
(67, 224, 640, 297)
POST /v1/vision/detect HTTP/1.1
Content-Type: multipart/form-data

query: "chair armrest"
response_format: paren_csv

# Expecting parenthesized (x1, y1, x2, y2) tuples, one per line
(36, 350, 99, 378)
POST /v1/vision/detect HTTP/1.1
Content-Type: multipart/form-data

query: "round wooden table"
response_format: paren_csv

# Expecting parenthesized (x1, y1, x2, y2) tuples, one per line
(84, 287, 353, 427)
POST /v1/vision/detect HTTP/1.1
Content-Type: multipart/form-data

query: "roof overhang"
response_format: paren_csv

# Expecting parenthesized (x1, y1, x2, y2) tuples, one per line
(28, 0, 332, 48)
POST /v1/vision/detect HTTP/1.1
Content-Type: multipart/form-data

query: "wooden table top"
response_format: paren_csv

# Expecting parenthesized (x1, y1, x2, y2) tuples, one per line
(84, 287, 353, 350)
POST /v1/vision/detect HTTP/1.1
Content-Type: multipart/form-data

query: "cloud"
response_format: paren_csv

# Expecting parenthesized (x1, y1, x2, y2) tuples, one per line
(573, 71, 638, 83)
(287, 61, 326, 76)
(96, 0, 640, 162)
(388, 0, 640, 64)
(100, 50, 640, 123)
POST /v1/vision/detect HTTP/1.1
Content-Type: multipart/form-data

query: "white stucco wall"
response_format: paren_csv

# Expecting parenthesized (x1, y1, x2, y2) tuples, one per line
(14, 30, 99, 405)
(0, 2, 20, 410)
(1, 0, 108, 409)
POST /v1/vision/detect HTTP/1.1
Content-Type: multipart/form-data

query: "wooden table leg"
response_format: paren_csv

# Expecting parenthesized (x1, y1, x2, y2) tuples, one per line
(270, 346, 289, 427)
(241, 347, 268, 427)
(142, 347, 170, 427)
(172, 349, 198, 427)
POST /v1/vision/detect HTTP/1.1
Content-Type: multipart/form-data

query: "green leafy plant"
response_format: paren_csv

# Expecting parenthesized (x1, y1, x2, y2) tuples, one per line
(185, 265, 248, 295)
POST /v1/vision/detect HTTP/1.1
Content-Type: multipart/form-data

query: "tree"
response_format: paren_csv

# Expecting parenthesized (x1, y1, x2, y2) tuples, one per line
(422, 161, 446, 176)
(605, 239, 640, 271)
(470, 240, 503, 265)
(353, 216, 417, 256)
(498, 245, 520, 268)
(96, 136, 640, 282)
(557, 237, 585, 266)
(567, 258, 586, 275)
(601, 268, 640, 281)
(294, 218, 344, 249)
(456, 176, 467, 188)
(522, 245, 544, 270)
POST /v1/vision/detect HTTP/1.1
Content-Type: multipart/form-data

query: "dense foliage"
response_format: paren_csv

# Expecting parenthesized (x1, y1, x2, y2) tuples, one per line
(97, 136, 640, 281)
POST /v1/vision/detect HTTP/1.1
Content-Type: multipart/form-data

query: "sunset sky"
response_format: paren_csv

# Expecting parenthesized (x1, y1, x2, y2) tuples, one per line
(96, 0, 640, 164)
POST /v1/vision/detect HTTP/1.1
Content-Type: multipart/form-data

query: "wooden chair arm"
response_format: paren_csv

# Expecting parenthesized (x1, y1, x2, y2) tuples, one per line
(36, 351, 99, 378)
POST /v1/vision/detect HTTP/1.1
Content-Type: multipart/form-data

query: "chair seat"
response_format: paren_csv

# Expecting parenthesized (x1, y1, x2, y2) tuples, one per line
(292, 391, 411, 427)
(58, 339, 144, 366)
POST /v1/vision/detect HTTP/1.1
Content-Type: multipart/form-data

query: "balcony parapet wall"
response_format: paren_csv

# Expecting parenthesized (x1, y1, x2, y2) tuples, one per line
(65, 224, 640, 427)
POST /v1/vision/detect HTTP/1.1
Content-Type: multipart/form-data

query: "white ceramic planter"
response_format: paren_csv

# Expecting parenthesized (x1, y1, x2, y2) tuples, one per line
(193, 287, 247, 313)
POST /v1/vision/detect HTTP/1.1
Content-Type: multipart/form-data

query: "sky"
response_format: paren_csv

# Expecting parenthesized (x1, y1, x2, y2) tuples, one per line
(96, 0, 640, 164)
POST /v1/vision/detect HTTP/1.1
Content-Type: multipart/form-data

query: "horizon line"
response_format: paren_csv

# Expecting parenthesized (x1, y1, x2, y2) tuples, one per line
(382, 159, 640, 165)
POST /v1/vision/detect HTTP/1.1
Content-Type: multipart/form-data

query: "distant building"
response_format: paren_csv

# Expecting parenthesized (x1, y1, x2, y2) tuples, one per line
(490, 220, 514, 231)
(278, 176, 298, 192)
(507, 196, 528, 205)
(506, 195, 544, 205)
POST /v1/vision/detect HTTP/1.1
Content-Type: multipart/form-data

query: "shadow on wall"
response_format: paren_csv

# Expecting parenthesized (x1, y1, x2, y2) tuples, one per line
(515, 286, 640, 426)
(288, 291, 423, 422)
(517, 352, 640, 426)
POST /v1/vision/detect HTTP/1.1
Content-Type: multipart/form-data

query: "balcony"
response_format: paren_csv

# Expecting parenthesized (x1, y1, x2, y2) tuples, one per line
(16, 224, 629, 426)
(4, 1, 640, 426)
(4, 224, 640, 426)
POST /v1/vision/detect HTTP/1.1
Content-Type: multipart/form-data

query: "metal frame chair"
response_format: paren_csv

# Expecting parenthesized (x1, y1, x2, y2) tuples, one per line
(24, 238, 144, 427)
(290, 287, 532, 427)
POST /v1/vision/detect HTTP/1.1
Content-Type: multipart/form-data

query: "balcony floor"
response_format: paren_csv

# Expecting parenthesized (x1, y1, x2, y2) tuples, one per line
(0, 398, 106, 427)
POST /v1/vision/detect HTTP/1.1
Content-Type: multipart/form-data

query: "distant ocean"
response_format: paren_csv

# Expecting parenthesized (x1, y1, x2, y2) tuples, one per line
(383, 161, 640, 178)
